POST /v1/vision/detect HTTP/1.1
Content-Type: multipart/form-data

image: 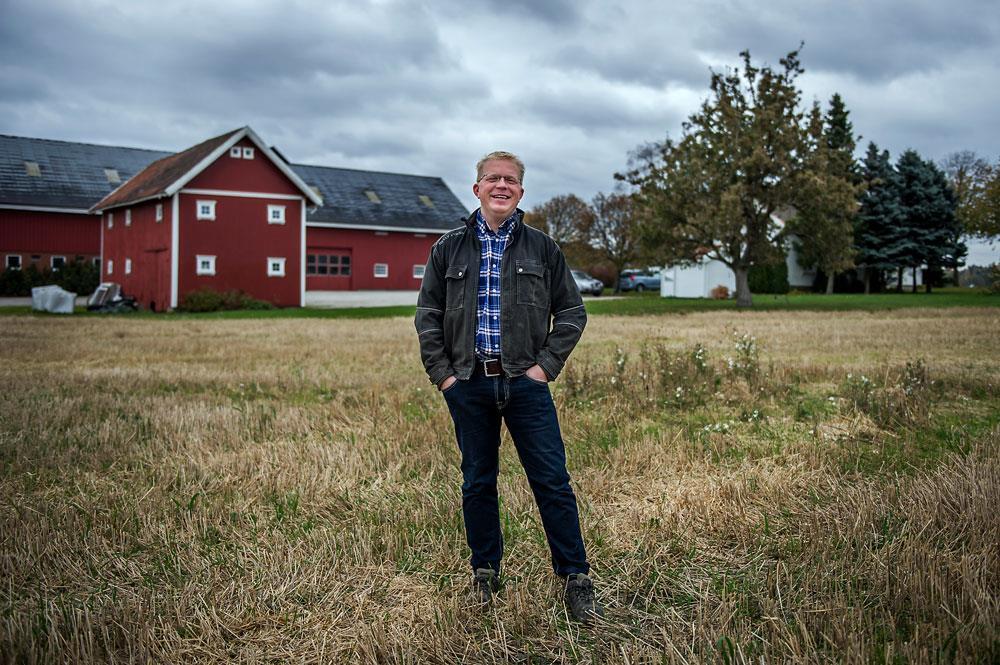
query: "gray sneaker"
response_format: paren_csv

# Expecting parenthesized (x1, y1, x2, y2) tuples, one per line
(474, 568, 501, 604)
(564, 573, 604, 623)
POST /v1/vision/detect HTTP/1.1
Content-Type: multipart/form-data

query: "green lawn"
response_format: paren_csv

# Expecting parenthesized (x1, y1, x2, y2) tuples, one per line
(1, 288, 996, 319)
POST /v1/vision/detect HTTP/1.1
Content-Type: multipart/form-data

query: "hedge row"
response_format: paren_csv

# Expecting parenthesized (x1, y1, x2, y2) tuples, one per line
(0, 262, 100, 297)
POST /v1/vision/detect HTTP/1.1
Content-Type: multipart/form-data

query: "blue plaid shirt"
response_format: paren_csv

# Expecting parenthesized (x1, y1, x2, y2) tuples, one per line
(474, 209, 517, 359)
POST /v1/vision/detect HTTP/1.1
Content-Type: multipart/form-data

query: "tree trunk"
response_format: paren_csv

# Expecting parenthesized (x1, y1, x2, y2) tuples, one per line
(734, 267, 752, 308)
(826, 272, 835, 295)
(912, 267, 918, 293)
(864, 268, 871, 295)
(896, 268, 903, 292)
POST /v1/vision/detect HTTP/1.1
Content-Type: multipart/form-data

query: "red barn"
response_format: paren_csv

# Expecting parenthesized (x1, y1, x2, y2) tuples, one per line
(0, 128, 468, 309)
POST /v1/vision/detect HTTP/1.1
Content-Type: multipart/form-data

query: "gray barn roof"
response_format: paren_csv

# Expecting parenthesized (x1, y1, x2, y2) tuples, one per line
(0, 135, 170, 210)
(0, 134, 468, 231)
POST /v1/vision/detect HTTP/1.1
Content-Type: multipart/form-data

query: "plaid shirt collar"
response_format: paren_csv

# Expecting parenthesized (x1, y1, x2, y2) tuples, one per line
(474, 209, 518, 238)
(473, 209, 517, 360)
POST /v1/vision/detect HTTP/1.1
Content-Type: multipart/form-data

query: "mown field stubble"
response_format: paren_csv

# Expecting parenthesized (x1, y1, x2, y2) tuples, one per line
(1, 307, 998, 663)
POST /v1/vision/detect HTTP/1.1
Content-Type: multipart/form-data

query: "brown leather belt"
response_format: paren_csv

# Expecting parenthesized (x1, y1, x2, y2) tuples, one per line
(476, 358, 503, 377)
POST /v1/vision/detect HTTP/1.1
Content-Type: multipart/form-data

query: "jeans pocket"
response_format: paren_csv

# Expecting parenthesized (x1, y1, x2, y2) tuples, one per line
(523, 374, 549, 387)
(441, 378, 461, 395)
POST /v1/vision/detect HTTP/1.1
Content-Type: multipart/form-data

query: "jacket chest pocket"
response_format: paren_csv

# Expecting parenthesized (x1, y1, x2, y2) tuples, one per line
(445, 264, 468, 310)
(515, 260, 548, 308)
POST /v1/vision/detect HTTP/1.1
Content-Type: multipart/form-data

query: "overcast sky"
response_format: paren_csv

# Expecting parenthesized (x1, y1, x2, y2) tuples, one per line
(2, 0, 997, 263)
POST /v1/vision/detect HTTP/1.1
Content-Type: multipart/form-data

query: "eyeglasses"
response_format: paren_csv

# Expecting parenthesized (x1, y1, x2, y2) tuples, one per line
(479, 174, 521, 187)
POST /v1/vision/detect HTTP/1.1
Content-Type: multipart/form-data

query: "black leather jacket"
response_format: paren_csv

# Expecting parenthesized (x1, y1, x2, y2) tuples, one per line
(415, 209, 587, 386)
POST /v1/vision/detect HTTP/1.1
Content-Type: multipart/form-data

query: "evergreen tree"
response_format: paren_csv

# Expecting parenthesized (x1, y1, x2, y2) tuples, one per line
(787, 95, 860, 293)
(825, 93, 859, 181)
(895, 150, 965, 293)
(855, 143, 903, 293)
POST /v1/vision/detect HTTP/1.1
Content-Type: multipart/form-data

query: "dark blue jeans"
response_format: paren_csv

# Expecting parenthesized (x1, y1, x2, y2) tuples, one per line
(442, 371, 589, 577)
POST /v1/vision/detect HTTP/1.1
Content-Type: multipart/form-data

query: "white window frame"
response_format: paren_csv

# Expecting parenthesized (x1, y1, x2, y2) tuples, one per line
(125, 209, 131, 227)
(413, 264, 425, 279)
(196, 255, 216, 276)
(155, 203, 163, 222)
(6, 254, 21, 270)
(50, 255, 66, 271)
(107, 212, 114, 229)
(196, 200, 216, 220)
(125, 258, 132, 275)
(267, 256, 286, 277)
(230, 146, 242, 158)
(267, 204, 286, 225)
(374, 263, 389, 278)
(107, 259, 114, 275)
(242, 147, 255, 159)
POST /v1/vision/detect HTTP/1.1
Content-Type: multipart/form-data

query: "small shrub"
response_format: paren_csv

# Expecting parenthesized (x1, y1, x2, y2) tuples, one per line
(654, 342, 719, 408)
(726, 332, 761, 384)
(709, 285, 730, 299)
(748, 261, 789, 294)
(840, 359, 933, 429)
(178, 288, 275, 312)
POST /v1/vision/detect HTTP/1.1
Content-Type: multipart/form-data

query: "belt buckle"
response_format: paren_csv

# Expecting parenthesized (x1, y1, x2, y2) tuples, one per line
(483, 359, 501, 377)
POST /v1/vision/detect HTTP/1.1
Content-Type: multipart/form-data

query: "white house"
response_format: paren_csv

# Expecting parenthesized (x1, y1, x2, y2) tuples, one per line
(658, 218, 817, 298)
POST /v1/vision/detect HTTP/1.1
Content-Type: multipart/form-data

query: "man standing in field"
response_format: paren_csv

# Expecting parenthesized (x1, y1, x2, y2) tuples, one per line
(414, 151, 602, 622)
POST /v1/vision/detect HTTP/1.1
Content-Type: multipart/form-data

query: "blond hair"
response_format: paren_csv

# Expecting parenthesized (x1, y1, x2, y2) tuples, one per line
(476, 151, 525, 183)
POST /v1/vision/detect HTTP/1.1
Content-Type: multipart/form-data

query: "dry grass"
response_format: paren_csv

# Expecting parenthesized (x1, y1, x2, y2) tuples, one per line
(1, 308, 998, 663)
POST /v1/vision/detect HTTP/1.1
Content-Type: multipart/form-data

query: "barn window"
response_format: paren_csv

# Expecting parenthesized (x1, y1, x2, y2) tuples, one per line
(267, 205, 286, 224)
(230, 146, 242, 158)
(196, 200, 216, 220)
(24, 161, 41, 177)
(306, 253, 351, 276)
(267, 257, 286, 277)
(105, 168, 121, 184)
(156, 203, 163, 222)
(418, 195, 435, 208)
(196, 255, 216, 276)
(374, 263, 389, 278)
(413, 264, 425, 279)
(50, 256, 66, 271)
(125, 209, 131, 226)
(107, 260, 114, 275)
(5, 255, 21, 270)
(107, 212, 114, 229)
(365, 190, 381, 204)
(125, 258, 132, 275)
(92, 257, 100, 268)
(242, 147, 255, 159)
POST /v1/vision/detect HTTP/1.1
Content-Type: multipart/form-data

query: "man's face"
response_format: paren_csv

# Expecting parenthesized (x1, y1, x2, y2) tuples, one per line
(473, 159, 523, 221)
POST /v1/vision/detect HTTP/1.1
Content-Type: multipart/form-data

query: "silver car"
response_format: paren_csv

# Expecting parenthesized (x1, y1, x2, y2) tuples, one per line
(572, 270, 604, 296)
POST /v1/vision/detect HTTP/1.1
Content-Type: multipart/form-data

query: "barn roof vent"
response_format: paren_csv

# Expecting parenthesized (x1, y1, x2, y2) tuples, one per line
(104, 168, 121, 184)
(24, 161, 41, 177)
(365, 190, 381, 204)
(418, 194, 435, 208)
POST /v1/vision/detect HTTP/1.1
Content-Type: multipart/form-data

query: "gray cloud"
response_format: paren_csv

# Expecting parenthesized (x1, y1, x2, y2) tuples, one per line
(695, 0, 1000, 82)
(1, 0, 998, 253)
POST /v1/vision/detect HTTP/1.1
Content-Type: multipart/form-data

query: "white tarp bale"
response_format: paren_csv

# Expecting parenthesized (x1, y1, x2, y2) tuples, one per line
(31, 285, 77, 314)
